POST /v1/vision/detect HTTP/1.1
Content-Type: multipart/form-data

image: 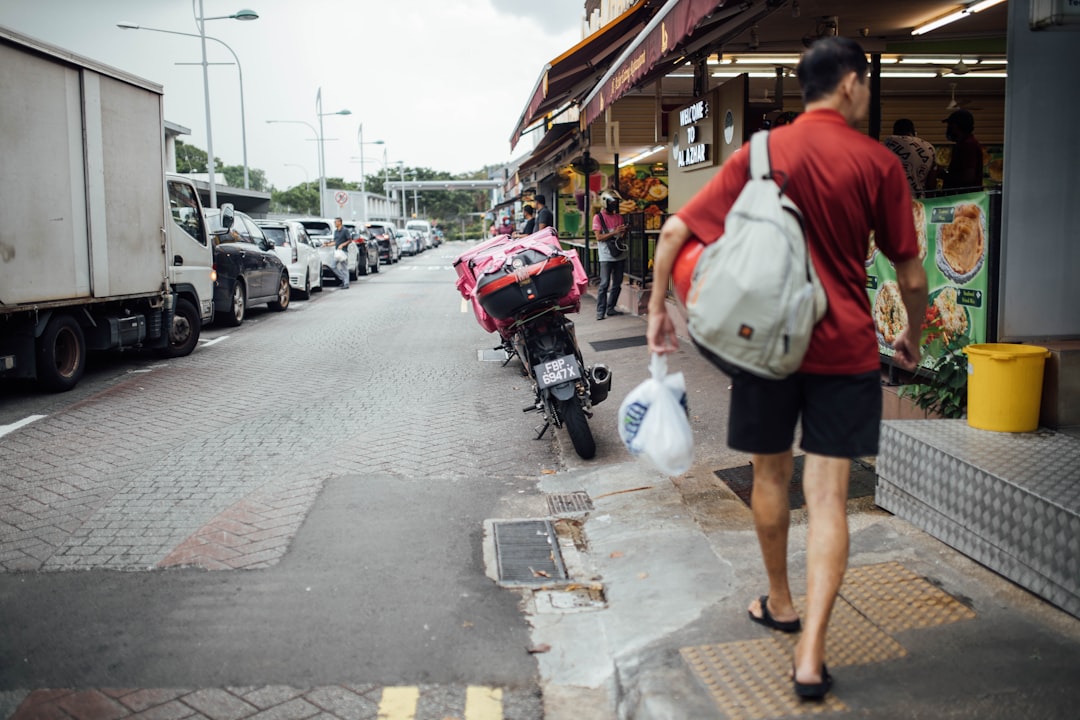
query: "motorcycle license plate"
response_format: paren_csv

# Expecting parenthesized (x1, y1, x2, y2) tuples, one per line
(534, 354, 582, 389)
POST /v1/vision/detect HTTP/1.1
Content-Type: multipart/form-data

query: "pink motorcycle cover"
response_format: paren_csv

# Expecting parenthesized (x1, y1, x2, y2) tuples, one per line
(454, 228, 588, 335)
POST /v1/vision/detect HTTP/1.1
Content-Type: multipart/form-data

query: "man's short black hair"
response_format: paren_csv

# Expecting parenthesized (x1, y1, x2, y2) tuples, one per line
(534, 194, 546, 206)
(797, 36, 869, 104)
(893, 118, 916, 136)
(522, 204, 534, 216)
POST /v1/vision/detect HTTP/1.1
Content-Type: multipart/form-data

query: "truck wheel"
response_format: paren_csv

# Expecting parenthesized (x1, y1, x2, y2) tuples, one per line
(559, 398, 596, 459)
(36, 313, 85, 392)
(223, 281, 246, 327)
(269, 273, 291, 311)
(160, 297, 201, 358)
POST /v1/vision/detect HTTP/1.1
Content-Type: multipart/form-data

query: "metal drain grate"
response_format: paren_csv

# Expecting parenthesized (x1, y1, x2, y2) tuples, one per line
(589, 335, 648, 352)
(492, 520, 568, 585)
(547, 492, 593, 516)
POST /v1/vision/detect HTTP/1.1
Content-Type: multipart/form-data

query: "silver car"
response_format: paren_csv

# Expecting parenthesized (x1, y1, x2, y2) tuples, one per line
(255, 219, 324, 298)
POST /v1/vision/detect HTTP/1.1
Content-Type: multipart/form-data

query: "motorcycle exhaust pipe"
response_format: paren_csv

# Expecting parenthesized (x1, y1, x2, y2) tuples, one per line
(589, 363, 613, 405)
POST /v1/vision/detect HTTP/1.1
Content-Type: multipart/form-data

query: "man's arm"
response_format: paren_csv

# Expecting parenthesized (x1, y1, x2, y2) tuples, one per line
(892, 257, 929, 370)
(646, 215, 693, 354)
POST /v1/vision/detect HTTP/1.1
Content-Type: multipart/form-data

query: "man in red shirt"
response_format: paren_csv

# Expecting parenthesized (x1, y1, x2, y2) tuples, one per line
(647, 37, 927, 699)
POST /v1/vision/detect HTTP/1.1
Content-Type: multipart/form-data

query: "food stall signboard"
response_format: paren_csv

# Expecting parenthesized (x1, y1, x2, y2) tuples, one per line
(868, 191, 990, 368)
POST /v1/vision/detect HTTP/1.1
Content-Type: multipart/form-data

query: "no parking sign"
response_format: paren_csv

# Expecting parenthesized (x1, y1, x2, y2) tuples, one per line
(335, 191, 349, 207)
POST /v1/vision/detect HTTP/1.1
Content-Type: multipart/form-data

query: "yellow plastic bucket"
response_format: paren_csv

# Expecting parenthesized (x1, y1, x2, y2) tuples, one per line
(962, 343, 1051, 432)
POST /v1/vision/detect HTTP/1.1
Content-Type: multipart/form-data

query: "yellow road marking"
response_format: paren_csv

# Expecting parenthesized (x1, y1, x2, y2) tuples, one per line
(377, 686, 419, 720)
(465, 686, 503, 719)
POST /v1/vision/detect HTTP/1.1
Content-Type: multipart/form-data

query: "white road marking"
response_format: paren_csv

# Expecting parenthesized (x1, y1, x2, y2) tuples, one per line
(0, 414, 46, 439)
(461, 297, 469, 313)
(200, 336, 229, 347)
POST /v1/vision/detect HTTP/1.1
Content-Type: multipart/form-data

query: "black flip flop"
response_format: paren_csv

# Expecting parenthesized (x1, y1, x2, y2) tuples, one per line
(748, 595, 801, 633)
(793, 663, 833, 700)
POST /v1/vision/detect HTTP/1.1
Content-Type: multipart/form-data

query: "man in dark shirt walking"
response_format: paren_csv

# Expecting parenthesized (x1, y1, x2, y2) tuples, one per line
(330, 217, 351, 289)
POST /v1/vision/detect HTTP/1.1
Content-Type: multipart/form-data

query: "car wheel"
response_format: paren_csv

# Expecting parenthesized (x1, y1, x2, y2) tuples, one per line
(314, 268, 323, 292)
(159, 296, 201, 358)
(372, 253, 380, 274)
(357, 252, 369, 276)
(36, 313, 85, 393)
(223, 280, 246, 326)
(300, 271, 311, 299)
(269, 273, 290, 311)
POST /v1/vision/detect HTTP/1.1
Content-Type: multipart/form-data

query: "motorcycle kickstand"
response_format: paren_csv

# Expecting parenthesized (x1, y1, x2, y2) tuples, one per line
(534, 421, 550, 440)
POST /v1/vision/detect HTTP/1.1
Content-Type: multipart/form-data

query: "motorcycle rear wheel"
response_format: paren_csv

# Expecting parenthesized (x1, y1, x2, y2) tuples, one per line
(559, 398, 596, 459)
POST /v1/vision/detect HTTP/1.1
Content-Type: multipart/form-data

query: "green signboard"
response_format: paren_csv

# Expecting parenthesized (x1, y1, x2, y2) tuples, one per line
(868, 190, 990, 368)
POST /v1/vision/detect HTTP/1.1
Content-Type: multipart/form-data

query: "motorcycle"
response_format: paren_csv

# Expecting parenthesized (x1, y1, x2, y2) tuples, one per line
(454, 231, 612, 459)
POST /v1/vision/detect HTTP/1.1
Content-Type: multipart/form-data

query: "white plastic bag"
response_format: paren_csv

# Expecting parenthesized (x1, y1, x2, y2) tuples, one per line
(617, 353, 694, 476)
(334, 248, 348, 263)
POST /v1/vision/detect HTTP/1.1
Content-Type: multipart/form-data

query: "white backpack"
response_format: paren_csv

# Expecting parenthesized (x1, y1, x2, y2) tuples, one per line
(686, 131, 827, 379)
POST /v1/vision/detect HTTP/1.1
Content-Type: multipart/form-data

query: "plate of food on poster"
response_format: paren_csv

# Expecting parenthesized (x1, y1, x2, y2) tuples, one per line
(935, 202, 985, 284)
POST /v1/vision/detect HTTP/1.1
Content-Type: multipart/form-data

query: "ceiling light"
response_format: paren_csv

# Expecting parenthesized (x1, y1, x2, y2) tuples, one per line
(912, 0, 1008, 36)
(623, 145, 666, 165)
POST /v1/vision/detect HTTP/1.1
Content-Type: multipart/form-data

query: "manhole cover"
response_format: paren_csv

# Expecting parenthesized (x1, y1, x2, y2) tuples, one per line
(714, 457, 877, 510)
(547, 492, 593, 516)
(589, 335, 648, 352)
(492, 520, 568, 586)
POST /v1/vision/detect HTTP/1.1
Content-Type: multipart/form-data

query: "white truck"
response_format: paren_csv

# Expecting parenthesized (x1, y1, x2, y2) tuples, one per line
(0, 26, 225, 392)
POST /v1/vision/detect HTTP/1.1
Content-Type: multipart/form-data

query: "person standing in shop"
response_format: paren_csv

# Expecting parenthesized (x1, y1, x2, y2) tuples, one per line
(593, 191, 628, 320)
(941, 109, 984, 190)
(884, 118, 939, 194)
(534, 194, 554, 232)
(514, 205, 536, 237)
(646, 36, 927, 700)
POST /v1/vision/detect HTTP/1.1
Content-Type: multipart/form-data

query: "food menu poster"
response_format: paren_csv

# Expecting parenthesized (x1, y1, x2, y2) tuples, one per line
(554, 164, 669, 238)
(868, 190, 990, 368)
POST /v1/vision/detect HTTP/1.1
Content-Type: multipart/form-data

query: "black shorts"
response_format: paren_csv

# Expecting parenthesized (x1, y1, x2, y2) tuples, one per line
(727, 371, 882, 458)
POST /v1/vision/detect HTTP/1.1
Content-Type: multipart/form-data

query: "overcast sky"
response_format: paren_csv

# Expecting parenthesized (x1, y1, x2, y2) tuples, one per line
(2, 0, 584, 189)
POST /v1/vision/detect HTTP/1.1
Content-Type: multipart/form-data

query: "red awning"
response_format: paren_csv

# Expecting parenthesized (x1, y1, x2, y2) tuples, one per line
(581, 0, 728, 127)
(510, 1, 656, 150)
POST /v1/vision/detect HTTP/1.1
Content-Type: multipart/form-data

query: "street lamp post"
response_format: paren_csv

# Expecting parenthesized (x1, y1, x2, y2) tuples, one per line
(116, 21, 253, 193)
(316, 88, 351, 217)
(356, 123, 384, 224)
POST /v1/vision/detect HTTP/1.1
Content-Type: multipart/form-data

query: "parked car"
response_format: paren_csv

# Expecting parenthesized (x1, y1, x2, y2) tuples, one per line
(405, 219, 433, 250)
(296, 218, 360, 283)
(364, 221, 401, 264)
(211, 211, 290, 326)
(254, 219, 323, 298)
(395, 227, 421, 256)
(342, 221, 381, 275)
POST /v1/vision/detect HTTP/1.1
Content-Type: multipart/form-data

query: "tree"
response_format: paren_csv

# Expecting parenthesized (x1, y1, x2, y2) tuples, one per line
(175, 140, 208, 174)
(270, 182, 319, 216)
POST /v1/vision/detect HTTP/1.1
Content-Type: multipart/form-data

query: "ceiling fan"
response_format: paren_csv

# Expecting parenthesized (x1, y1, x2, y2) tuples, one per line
(948, 58, 1004, 75)
(945, 82, 982, 112)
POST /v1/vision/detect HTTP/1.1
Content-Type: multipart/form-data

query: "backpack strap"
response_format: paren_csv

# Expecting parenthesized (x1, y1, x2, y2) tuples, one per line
(748, 130, 772, 181)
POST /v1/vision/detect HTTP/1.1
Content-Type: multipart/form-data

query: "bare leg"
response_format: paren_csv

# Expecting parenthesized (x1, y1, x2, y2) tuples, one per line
(794, 453, 851, 685)
(747, 450, 799, 624)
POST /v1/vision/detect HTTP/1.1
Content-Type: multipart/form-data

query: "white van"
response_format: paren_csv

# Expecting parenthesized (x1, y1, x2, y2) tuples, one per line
(405, 219, 433, 249)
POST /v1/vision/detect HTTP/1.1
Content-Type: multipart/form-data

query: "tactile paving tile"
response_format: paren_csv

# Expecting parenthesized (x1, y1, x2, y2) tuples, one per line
(681, 639, 847, 719)
(776, 595, 909, 668)
(841, 561, 976, 633)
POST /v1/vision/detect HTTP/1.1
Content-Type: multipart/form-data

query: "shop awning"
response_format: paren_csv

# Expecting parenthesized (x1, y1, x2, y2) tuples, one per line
(515, 124, 578, 177)
(510, 0, 656, 150)
(581, 0, 734, 127)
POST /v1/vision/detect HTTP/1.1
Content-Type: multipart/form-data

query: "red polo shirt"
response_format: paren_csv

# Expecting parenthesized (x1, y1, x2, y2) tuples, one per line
(677, 109, 919, 374)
